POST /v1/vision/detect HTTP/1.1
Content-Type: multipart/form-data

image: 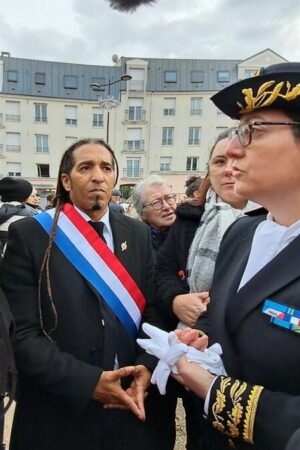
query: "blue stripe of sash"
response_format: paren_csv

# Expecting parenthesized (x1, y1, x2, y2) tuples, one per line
(34, 213, 138, 337)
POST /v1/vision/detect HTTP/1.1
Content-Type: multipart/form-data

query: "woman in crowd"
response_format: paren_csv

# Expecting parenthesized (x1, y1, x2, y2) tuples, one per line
(132, 174, 176, 258)
(155, 129, 248, 450)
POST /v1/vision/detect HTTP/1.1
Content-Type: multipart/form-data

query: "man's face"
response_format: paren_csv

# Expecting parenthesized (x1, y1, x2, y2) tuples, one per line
(27, 189, 39, 205)
(141, 185, 176, 229)
(111, 195, 120, 204)
(226, 109, 300, 210)
(61, 143, 115, 219)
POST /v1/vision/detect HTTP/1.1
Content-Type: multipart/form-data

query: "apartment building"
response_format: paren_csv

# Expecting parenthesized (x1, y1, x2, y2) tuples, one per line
(0, 49, 286, 199)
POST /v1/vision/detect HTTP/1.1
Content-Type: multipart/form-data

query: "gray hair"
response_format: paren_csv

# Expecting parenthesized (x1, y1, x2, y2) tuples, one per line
(132, 174, 170, 216)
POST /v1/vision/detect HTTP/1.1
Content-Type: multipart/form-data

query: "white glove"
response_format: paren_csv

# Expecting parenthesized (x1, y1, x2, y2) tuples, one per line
(137, 323, 227, 395)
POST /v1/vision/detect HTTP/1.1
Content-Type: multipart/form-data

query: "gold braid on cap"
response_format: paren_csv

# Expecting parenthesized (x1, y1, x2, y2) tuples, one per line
(237, 80, 300, 113)
(206, 376, 264, 447)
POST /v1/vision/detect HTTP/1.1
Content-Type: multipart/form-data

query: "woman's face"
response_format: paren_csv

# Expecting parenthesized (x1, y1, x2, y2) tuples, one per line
(208, 137, 247, 209)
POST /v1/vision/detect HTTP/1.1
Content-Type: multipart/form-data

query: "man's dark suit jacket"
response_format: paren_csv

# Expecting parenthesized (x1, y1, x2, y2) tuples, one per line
(196, 212, 300, 450)
(0, 209, 159, 450)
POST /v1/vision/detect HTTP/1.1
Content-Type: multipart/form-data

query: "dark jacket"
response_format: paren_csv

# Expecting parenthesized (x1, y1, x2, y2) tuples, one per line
(155, 202, 204, 328)
(196, 211, 300, 450)
(0, 202, 37, 249)
(0, 209, 160, 450)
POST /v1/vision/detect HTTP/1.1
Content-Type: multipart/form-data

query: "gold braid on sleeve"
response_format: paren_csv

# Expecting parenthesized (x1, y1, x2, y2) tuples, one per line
(207, 376, 264, 447)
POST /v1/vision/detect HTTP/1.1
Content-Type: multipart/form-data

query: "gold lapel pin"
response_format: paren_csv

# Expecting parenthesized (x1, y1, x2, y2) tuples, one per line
(121, 241, 127, 252)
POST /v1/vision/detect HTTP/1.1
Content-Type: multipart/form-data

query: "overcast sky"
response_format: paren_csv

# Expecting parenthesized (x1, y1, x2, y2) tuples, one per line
(1, 0, 299, 66)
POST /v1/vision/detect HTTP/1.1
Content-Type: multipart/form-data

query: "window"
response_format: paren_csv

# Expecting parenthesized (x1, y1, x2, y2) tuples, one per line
(7, 71, 18, 82)
(92, 108, 103, 127)
(163, 98, 176, 116)
(36, 134, 49, 153)
(37, 164, 50, 177)
(190, 97, 203, 115)
(127, 98, 143, 121)
(188, 127, 201, 145)
(126, 158, 141, 178)
(160, 157, 171, 172)
(164, 71, 177, 83)
(6, 133, 21, 152)
(217, 71, 230, 83)
(5, 101, 20, 122)
(127, 68, 145, 91)
(65, 105, 77, 125)
(7, 162, 21, 177)
(34, 104, 47, 123)
(191, 71, 204, 83)
(35, 72, 46, 85)
(124, 128, 144, 151)
(186, 157, 199, 171)
(162, 127, 174, 146)
(63, 75, 78, 89)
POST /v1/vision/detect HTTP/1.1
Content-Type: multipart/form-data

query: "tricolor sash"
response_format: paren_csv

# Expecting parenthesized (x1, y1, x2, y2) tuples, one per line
(33, 204, 146, 337)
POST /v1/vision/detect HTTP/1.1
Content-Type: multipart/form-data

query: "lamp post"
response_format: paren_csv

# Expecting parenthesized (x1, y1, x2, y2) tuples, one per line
(90, 74, 132, 143)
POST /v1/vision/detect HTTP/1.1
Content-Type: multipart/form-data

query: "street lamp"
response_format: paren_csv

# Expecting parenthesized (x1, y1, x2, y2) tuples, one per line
(90, 74, 132, 143)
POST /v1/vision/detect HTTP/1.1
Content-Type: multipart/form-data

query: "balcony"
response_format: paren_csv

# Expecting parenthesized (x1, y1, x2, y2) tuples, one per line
(190, 109, 202, 115)
(6, 114, 20, 122)
(122, 168, 144, 179)
(128, 80, 144, 91)
(124, 109, 146, 122)
(35, 116, 48, 123)
(6, 145, 21, 152)
(188, 139, 200, 145)
(65, 118, 77, 126)
(123, 140, 145, 152)
(0, 144, 4, 158)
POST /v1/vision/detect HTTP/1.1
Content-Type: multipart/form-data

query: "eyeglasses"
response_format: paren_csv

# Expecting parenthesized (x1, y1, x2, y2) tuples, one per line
(229, 121, 300, 148)
(143, 194, 176, 210)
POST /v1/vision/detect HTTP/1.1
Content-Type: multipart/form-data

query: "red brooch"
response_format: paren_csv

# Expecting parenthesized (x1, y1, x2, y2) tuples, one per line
(178, 270, 186, 280)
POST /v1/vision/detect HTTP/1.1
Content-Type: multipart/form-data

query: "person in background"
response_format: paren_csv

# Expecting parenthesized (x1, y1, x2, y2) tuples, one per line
(184, 176, 202, 200)
(132, 174, 176, 258)
(45, 194, 55, 210)
(174, 62, 300, 450)
(0, 138, 163, 450)
(0, 177, 35, 252)
(25, 188, 43, 213)
(109, 189, 125, 214)
(132, 174, 178, 449)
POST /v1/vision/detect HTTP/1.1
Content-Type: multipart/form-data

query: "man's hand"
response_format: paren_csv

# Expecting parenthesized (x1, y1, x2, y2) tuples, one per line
(95, 365, 151, 420)
(92, 366, 145, 420)
(172, 292, 210, 327)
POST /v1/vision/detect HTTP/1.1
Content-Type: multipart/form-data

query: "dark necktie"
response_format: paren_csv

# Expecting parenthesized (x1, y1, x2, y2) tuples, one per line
(88, 220, 106, 243)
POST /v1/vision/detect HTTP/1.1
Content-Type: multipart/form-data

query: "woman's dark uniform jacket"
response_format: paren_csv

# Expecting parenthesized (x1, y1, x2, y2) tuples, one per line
(0, 210, 162, 450)
(196, 210, 300, 450)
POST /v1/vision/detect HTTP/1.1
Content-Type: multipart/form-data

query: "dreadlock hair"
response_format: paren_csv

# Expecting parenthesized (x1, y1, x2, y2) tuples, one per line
(38, 138, 119, 341)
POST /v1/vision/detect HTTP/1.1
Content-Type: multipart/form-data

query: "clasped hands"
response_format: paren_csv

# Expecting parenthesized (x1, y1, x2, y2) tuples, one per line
(92, 364, 150, 421)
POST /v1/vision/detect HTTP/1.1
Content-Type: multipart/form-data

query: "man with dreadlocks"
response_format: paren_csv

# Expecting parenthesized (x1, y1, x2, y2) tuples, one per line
(0, 139, 162, 450)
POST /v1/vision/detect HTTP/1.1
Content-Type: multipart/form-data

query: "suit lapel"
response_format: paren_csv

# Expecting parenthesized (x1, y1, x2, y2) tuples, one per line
(229, 233, 300, 333)
(109, 211, 131, 265)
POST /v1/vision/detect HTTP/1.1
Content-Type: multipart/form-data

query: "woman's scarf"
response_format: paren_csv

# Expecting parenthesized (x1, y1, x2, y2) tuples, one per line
(187, 189, 245, 294)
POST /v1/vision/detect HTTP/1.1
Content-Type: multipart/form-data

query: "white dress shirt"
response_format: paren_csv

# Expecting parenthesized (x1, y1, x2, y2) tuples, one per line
(73, 205, 114, 251)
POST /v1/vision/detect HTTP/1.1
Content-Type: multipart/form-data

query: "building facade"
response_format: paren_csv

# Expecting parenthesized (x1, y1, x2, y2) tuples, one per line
(0, 49, 286, 200)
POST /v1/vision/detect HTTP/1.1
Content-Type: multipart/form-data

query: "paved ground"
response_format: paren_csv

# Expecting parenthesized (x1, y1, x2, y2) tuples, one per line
(4, 400, 186, 450)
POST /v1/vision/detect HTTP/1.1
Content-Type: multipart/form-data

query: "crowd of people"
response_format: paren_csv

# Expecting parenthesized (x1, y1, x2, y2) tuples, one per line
(1, 61, 300, 450)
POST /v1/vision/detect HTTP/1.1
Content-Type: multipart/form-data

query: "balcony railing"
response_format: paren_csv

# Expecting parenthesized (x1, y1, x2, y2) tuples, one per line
(124, 110, 146, 122)
(6, 114, 20, 122)
(128, 80, 145, 91)
(188, 138, 200, 145)
(36, 147, 49, 153)
(0, 144, 4, 157)
(190, 109, 202, 115)
(92, 120, 104, 127)
(65, 118, 77, 125)
(123, 168, 144, 179)
(0, 113, 3, 126)
(162, 138, 174, 146)
(6, 145, 21, 152)
(35, 116, 48, 123)
(123, 140, 145, 152)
